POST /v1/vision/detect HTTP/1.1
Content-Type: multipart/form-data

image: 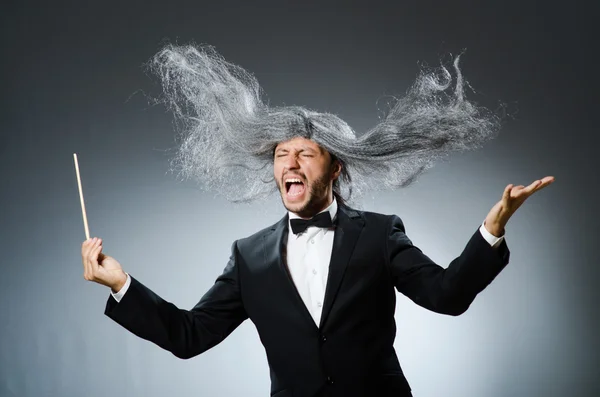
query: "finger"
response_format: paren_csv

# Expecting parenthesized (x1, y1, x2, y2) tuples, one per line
(97, 241, 105, 265)
(509, 185, 526, 198)
(524, 178, 551, 196)
(86, 238, 101, 276)
(83, 238, 97, 262)
(81, 238, 93, 259)
(536, 176, 555, 190)
(527, 176, 555, 193)
(515, 177, 552, 201)
(84, 238, 99, 280)
(88, 240, 102, 272)
(84, 236, 99, 252)
(82, 238, 96, 280)
(89, 245, 104, 281)
(502, 184, 513, 202)
(525, 180, 542, 193)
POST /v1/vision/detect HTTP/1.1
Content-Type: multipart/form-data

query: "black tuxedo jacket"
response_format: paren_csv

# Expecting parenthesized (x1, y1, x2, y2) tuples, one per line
(105, 205, 510, 397)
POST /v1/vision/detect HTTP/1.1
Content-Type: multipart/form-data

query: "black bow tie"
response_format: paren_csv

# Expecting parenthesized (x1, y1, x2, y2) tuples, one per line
(290, 211, 333, 235)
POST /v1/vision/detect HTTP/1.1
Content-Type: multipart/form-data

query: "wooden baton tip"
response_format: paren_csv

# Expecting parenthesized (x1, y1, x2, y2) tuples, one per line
(73, 153, 91, 240)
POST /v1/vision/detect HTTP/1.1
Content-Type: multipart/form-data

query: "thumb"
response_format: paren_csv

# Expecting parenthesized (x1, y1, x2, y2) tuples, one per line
(502, 184, 513, 203)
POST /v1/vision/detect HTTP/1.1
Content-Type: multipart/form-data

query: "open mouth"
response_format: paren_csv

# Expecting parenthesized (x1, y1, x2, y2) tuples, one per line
(285, 178, 306, 198)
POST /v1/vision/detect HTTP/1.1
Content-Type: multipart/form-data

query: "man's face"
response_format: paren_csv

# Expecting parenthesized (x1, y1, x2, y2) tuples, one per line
(273, 137, 341, 218)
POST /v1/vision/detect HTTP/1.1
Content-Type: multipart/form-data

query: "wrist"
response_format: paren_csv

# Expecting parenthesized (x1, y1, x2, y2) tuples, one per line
(110, 271, 128, 293)
(484, 220, 505, 237)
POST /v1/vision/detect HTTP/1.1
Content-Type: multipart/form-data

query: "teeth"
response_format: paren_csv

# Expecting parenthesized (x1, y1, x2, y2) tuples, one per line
(285, 177, 304, 197)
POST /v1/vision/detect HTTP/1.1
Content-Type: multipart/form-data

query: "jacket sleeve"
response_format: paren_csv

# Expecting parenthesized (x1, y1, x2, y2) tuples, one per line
(386, 215, 510, 316)
(104, 241, 248, 358)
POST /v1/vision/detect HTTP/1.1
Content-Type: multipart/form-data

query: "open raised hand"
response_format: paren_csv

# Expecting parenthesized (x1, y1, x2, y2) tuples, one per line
(484, 176, 555, 237)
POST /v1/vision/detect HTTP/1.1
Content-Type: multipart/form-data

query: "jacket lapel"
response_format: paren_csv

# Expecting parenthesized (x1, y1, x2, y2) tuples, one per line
(263, 206, 365, 331)
(263, 214, 319, 333)
(319, 206, 364, 329)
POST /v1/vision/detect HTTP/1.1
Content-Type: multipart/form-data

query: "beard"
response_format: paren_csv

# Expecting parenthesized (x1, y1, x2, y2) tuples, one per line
(277, 172, 331, 218)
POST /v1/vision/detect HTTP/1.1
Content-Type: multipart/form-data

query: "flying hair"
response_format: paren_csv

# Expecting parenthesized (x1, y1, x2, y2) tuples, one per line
(149, 44, 500, 204)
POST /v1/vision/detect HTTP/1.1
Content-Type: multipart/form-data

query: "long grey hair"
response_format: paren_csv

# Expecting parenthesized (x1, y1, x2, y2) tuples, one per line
(149, 44, 500, 204)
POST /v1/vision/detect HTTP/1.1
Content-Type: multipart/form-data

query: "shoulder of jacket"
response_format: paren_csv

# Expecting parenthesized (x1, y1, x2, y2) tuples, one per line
(341, 205, 397, 224)
(235, 216, 284, 247)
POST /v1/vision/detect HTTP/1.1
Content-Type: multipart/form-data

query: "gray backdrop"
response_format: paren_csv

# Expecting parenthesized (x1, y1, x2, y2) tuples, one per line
(1, 1, 597, 396)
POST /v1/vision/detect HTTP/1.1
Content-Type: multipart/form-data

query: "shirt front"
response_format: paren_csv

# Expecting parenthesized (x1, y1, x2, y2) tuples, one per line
(286, 199, 338, 327)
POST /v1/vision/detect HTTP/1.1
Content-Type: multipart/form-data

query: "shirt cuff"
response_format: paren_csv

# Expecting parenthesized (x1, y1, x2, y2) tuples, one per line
(479, 221, 504, 249)
(110, 273, 131, 303)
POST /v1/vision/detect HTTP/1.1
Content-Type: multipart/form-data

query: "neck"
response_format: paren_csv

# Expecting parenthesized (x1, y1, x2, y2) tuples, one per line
(292, 196, 333, 219)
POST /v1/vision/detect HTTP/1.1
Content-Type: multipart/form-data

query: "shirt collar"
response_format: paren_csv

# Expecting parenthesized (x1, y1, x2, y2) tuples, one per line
(288, 197, 338, 230)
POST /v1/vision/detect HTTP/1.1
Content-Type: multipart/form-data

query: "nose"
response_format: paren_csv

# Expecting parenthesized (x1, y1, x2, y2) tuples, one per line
(283, 153, 300, 170)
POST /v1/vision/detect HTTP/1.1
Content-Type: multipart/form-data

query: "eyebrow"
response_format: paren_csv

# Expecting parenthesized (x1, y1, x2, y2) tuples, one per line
(275, 146, 318, 154)
(300, 146, 317, 153)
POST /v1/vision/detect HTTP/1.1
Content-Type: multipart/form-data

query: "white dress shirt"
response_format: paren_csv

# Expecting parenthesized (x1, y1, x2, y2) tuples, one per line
(112, 199, 505, 326)
(285, 199, 339, 326)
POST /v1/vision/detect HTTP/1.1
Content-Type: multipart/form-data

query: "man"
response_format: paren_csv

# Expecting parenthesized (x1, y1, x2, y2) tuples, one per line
(81, 45, 554, 396)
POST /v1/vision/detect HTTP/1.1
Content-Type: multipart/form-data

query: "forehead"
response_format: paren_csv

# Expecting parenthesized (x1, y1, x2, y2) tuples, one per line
(275, 137, 324, 152)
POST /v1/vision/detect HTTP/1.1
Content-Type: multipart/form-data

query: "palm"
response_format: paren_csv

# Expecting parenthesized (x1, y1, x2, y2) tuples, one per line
(505, 176, 554, 210)
(485, 176, 554, 235)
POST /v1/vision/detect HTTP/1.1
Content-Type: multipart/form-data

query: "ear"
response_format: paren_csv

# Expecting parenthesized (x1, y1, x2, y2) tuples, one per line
(330, 159, 343, 181)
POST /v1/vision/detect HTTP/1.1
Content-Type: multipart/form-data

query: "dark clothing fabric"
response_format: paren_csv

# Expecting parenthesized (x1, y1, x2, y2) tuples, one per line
(105, 205, 510, 397)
